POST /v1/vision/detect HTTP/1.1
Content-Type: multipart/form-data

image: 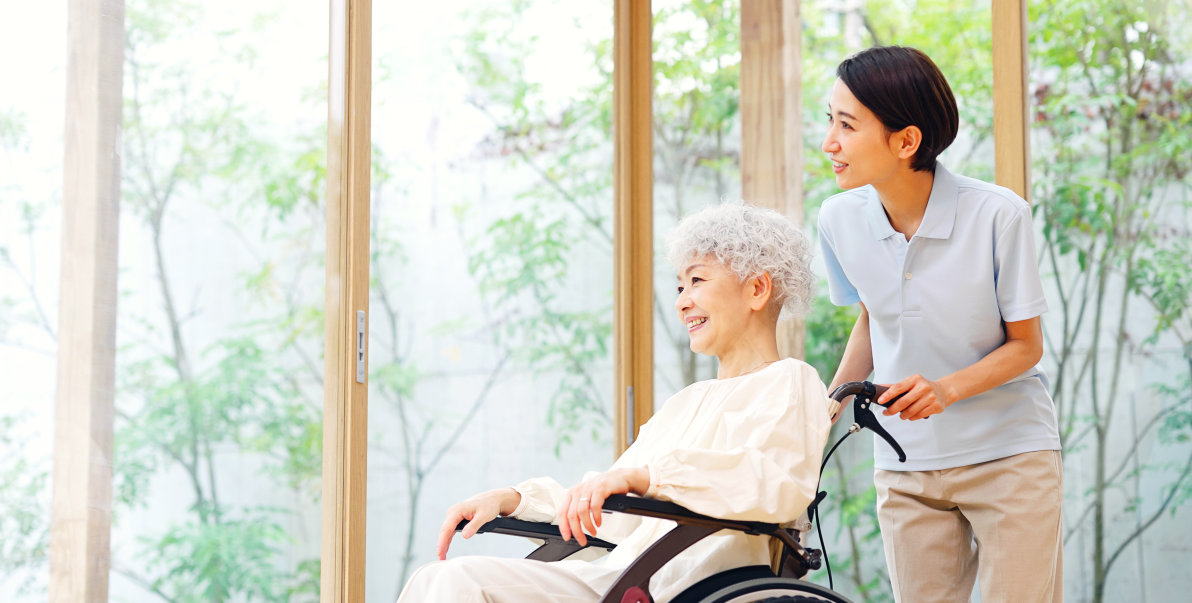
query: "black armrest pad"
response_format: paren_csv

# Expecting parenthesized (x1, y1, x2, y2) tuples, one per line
(456, 516, 616, 550)
(455, 494, 781, 551)
(601, 494, 779, 536)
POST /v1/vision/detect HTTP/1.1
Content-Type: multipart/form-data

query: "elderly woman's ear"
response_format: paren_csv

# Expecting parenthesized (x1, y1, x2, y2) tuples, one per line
(746, 272, 775, 312)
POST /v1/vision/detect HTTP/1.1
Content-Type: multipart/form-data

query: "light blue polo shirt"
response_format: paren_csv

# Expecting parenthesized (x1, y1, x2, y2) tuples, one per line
(818, 164, 1061, 471)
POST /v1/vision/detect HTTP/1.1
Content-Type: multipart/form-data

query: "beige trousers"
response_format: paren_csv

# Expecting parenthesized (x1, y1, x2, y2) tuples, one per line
(396, 557, 603, 603)
(875, 450, 1063, 603)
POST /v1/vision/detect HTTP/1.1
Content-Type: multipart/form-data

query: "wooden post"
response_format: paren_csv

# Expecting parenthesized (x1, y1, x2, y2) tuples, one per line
(320, 0, 371, 600)
(992, 0, 1030, 201)
(614, 0, 654, 454)
(741, 0, 805, 359)
(48, 1, 123, 601)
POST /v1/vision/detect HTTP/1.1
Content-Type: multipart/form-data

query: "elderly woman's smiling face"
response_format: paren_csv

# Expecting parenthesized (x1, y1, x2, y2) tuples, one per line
(675, 256, 755, 357)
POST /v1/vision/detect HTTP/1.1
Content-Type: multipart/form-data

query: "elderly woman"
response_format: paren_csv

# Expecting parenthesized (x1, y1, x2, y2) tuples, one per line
(397, 203, 832, 602)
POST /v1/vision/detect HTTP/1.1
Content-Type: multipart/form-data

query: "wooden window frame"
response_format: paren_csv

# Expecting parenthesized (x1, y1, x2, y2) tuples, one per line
(992, 0, 1031, 200)
(614, 0, 655, 454)
(320, 0, 371, 601)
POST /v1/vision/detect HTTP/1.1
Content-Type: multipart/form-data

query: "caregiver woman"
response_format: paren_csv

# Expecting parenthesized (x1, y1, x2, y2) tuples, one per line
(817, 46, 1063, 603)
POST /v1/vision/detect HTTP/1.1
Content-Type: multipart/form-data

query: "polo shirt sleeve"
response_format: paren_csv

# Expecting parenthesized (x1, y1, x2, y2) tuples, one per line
(817, 210, 861, 306)
(994, 205, 1049, 322)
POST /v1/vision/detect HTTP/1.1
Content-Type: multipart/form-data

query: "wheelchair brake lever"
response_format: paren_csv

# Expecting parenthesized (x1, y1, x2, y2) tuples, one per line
(855, 392, 907, 463)
(831, 381, 907, 463)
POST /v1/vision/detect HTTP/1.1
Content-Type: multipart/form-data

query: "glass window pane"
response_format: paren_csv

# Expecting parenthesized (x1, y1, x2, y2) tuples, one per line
(652, 0, 742, 393)
(1, 2, 66, 600)
(1029, 0, 1192, 599)
(123, 2, 326, 600)
(369, 2, 615, 599)
(4, 2, 329, 600)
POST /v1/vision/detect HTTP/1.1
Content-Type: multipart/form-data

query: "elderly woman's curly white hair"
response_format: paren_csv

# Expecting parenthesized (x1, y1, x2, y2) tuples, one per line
(666, 203, 815, 317)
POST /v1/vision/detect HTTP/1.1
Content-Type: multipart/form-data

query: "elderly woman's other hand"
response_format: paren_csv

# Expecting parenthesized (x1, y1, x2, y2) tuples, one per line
(557, 467, 650, 546)
(436, 487, 522, 560)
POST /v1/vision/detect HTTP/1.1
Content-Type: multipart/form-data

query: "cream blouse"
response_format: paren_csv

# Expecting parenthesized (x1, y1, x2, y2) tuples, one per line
(509, 358, 832, 602)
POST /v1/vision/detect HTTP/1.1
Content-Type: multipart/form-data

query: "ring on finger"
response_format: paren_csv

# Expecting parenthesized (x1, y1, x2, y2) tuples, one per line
(578, 496, 590, 502)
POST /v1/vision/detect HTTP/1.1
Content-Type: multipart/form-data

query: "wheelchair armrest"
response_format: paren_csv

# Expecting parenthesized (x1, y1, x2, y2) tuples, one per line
(458, 495, 818, 601)
(455, 516, 616, 555)
(453, 494, 786, 557)
(602, 494, 781, 537)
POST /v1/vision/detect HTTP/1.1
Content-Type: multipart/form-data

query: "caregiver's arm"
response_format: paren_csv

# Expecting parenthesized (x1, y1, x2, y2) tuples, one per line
(828, 303, 875, 422)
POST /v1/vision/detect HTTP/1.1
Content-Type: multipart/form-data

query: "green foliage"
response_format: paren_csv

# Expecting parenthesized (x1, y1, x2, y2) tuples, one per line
(809, 438, 891, 603)
(139, 509, 308, 602)
(805, 292, 859, 383)
(0, 107, 54, 600)
(116, 337, 321, 505)
(225, 132, 327, 224)
(801, 0, 996, 209)
(0, 414, 49, 597)
(465, 204, 613, 451)
(653, 0, 740, 186)
(455, 0, 618, 445)
(0, 198, 57, 349)
(1133, 239, 1192, 341)
(652, 1, 744, 383)
(866, 0, 994, 171)
(106, 1, 328, 599)
(370, 361, 421, 402)
(1030, 0, 1192, 599)
(469, 211, 569, 307)
(1156, 371, 1192, 442)
(0, 108, 28, 150)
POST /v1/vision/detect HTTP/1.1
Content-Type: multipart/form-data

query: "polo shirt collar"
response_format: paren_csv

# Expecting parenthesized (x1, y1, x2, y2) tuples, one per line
(865, 162, 959, 240)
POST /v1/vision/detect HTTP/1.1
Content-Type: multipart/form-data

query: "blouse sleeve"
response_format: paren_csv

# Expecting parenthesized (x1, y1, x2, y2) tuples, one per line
(508, 476, 567, 523)
(643, 362, 832, 524)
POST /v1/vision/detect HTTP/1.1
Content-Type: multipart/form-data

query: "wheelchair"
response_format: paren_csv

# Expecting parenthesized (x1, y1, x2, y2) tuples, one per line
(456, 381, 907, 603)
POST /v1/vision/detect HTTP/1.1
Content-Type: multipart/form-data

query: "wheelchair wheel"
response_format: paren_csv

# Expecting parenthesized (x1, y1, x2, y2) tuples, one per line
(697, 577, 853, 603)
(752, 598, 840, 603)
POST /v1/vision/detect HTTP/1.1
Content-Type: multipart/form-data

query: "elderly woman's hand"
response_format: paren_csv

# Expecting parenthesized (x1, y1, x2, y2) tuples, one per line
(558, 467, 650, 546)
(436, 487, 521, 560)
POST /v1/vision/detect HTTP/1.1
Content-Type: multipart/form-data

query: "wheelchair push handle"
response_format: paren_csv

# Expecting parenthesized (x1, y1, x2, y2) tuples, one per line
(829, 381, 908, 463)
(828, 380, 906, 407)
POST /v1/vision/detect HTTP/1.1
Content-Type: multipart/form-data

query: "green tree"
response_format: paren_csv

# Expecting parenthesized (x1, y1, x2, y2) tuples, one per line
(0, 414, 49, 598)
(369, 5, 619, 583)
(652, 0, 743, 387)
(0, 104, 54, 603)
(0, 111, 56, 351)
(455, 0, 744, 417)
(111, 1, 325, 600)
(1031, 1, 1192, 600)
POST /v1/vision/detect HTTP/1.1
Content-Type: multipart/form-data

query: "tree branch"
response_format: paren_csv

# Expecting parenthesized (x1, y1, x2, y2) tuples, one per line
(423, 350, 513, 476)
(1100, 447, 1192, 584)
(466, 99, 612, 246)
(111, 562, 174, 603)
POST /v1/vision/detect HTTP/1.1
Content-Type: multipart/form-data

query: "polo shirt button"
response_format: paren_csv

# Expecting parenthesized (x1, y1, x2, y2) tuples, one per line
(904, 272, 913, 280)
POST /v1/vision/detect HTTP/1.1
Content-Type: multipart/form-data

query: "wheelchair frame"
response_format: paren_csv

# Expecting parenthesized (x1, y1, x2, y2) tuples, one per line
(456, 380, 906, 603)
